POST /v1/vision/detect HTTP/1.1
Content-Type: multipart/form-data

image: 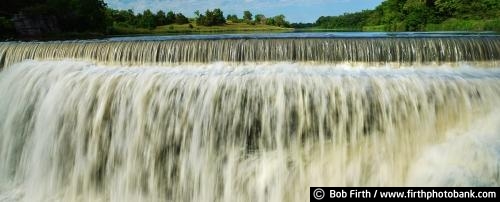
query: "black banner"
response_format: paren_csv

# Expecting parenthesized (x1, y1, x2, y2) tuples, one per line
(310, 187, 499, 201)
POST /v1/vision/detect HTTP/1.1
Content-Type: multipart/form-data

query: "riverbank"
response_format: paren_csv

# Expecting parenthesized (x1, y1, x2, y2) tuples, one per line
(0, 22, 292, 41)
(296, 19, 500, 32)
(109, 22, 292, 35)
(362, 19, 500, 32)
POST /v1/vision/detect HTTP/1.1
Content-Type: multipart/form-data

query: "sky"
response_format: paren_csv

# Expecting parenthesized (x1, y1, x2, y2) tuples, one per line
(104, 0, 385, 23)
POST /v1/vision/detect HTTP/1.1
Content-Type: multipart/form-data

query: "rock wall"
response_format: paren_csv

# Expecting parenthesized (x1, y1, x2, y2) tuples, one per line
(12, 13, 60, 36)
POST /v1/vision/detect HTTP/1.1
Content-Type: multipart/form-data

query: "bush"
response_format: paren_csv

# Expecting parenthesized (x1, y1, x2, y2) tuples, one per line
(485, 20, 500, 32)
(196, 9, 226, 26)
(175, 13, 189, 24)
(425, 19, 486, 31)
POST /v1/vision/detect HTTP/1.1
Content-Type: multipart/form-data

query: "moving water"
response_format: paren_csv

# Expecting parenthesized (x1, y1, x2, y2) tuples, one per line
(1, 34, 500, 201)
(1, 37, 500, 68)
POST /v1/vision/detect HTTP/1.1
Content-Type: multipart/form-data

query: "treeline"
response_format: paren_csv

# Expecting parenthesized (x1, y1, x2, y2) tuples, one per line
(109, 8, 291, 29)
(1, 0, 108, 35)
(316, 11, 373, 30)
(225, 11, 291, 27)
(315, 0, 500, 31)
(195, 9, 226, 26)
(1, 0, 291, 38)
(108, 9, 189, 30)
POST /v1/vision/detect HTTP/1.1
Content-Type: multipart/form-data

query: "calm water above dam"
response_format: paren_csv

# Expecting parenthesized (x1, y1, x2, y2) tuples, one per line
(0, 33, 500, 201)
(105, 31, 500, 41)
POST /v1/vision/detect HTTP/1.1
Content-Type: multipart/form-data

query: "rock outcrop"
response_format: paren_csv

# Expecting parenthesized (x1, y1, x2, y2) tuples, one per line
(11, 13, 60, 36)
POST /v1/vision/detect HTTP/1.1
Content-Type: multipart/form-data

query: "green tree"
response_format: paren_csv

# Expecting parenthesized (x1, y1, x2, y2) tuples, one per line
(243, 10, 252, 21)
(68, 0, 107, 31)
(226, 14, 239, 22)
(1, 0, 39, 15)
(265, 18, 275, 26)
(403, 0, 437, 30)
(379, 0, 405, 24)
(108, 9, 132, 23)
(156, 10, 167, 26)
(435, 0, 500, 19)
(254, 14, 265, 24)
(313, 0, 500, 32)
(316, 10, 373, 29)
(212, 8, 226, 25)
(140, 9, 155, 29)
(196, 8, 225, 26)
(273, 14, 290, 27)
(45, 0, 108, 32)
(175, 13, 189, 24)
(166, 11, 175, 24)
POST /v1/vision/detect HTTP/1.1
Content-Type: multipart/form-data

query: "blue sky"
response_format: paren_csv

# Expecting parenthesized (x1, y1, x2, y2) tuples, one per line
(104, 0, 384, 23)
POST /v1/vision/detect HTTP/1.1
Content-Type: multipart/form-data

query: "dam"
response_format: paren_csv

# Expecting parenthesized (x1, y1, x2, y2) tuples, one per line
(0, 33, 499, 201)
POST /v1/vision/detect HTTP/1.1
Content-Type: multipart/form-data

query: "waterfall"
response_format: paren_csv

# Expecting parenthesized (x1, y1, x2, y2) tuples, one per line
(1, 37, 500, 68)
(1, 35, 500, 201)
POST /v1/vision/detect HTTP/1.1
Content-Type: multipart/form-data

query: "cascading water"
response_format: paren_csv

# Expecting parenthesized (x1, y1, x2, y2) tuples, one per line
(0, 35, 500, 202)
(1, 37, 500, 68)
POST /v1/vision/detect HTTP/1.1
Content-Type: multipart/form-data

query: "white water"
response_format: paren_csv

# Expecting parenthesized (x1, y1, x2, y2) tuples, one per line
(0, 60, 499, 201)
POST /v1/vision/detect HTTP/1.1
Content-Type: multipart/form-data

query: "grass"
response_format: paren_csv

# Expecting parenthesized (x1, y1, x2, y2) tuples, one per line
(362, 25, 387, 32)
(111, 22, 292, 35)
(294, 27, 363, 32)
(362, 23, 406, 32)
(425, 19, 500, 32)
(426, 19, 485, 31)
(362, 19, 500, 32)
